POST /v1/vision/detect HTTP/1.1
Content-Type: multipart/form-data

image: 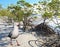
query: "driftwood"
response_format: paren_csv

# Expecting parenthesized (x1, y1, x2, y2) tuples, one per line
(34, 23, 55, 36)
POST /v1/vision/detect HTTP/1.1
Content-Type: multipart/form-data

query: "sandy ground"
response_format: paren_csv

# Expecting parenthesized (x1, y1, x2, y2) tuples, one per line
(0, 26, 41, 47)
(7, 33, 38, 47)
(2, 31, 55, 47)
(0, 31, 44, 47)
(0, 28, 60, 47)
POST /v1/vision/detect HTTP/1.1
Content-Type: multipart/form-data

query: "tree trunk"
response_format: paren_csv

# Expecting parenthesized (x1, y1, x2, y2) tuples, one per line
(23, 15, 27, 32)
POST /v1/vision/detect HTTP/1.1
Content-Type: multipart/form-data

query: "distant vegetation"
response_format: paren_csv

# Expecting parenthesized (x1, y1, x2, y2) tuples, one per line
(0, 0, 60, 31)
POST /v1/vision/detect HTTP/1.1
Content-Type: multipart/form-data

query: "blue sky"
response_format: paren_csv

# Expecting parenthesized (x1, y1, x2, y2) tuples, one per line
(0, 0, 40, 8)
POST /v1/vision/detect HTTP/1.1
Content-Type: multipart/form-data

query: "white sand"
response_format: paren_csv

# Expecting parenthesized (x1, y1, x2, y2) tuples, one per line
(7, 33, 38, 47)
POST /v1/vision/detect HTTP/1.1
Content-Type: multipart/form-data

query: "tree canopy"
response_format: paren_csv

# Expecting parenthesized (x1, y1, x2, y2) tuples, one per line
(0, 0, 60, 23)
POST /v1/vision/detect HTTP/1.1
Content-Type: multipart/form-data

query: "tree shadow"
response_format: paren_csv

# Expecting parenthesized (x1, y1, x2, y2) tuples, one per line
(0, 33, 8, 40)
(28, 38, 60, 47)
(0, 31, 10, 47)
(0, 42, 8, 47)
(29, 23, 56, 37)
(28, 40, 37, 47)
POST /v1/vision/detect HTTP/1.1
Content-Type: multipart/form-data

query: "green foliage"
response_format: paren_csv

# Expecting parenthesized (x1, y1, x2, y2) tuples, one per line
(56, 26, 60, 28)
(48, 0, 60, 10)
(8, 5, 24, 21)
(42, 12, 53, 19)
(36, 0, 60, 23)
(48, 0, 60, 16)
(34, 16, 37, 19)
(17, 0, 32, 7)
(0, 9, 11, 16)
(7, 0, 33, 22)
